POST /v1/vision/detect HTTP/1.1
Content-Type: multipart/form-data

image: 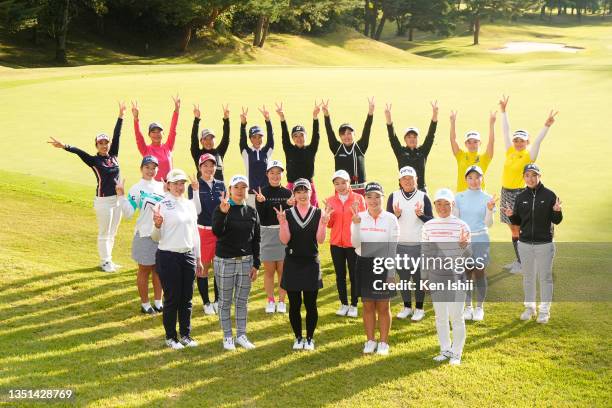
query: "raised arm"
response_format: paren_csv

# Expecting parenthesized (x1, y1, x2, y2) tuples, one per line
(421, 101, 439, 156)
(530, 110, 557, 161)
(449, 110, 460, 156)
(131, 101, 147, 156)
(308, 101, 321, 152)
(109, 102, 125, 157)
(48, 136, 96, 167)
(356, 97, 375, 152)
(218, 104, 231, 157)
(190, 105, 201, 163)
(499, 95, 511, 150)
(118, 181, 137, 219)
(322, 100, 341, 152)
(486, 111, 496, 159)
(165, 95, 180, 151)
(276, 102, 291, 152)
(239, 107, 249, 153)
(385, 104, 402, 158)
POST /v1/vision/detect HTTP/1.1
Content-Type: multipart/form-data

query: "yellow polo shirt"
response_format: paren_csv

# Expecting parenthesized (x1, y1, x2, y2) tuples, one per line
(502, 147, 532, 189)
(455, 150, 492, 192)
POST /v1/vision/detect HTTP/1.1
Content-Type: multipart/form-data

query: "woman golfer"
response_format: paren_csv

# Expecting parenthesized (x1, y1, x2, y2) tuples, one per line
(212, 175, 260, 351)
(48, 102, 125, 273)
(325, 169, 366, 318)
(385, 101, 438, 192)
(151, 169, 202, 350)
(278, 179, 332, 351)
(499, 95, 557, 273)
(351, 182, 399, 355)
(117, 155, 165, 314)
(132, 96, 181, 181)
(191, 103, 230, 180)
(454, 166, 496, 321)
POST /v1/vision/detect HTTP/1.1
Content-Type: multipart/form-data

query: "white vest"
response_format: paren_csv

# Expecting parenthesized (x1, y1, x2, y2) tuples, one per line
(392, 189, 425, 245)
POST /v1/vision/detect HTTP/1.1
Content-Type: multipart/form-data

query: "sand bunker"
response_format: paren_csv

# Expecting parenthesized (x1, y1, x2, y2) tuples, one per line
(490, 42, 583, 54)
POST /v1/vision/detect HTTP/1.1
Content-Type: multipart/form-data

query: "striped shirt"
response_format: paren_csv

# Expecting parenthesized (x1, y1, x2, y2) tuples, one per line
(421, 216, 471, 264)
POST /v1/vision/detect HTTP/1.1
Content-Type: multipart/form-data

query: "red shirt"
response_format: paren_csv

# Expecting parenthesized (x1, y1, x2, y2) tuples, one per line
(326, 191, 366, 248)
(134, 111, 179, 181)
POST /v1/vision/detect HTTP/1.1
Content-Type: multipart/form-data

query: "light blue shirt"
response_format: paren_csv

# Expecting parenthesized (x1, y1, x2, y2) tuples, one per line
(455, 189, 492, 235)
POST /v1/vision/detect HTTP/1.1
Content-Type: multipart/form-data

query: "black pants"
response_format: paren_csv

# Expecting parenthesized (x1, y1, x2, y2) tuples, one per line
(196, 275, 219, 305)
(330, 245, 358, 307)
(397, 245, 424, 309)
(156, 250, 196, 340)
(287, 290, 318, 340)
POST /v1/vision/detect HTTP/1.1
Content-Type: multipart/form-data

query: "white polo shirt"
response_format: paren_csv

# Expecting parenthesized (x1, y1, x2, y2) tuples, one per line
(151, 194, 201, 258)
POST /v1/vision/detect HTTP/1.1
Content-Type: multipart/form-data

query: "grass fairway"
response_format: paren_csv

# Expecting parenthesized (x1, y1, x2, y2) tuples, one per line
(1, 18, 611, 407)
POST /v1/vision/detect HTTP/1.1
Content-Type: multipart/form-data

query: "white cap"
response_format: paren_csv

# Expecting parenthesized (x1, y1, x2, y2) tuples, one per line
(398, 166, 417, 179)
(95, 133, 110, 143)
(166, 169, 188, 183)
(465, 130, 481, 141)
(266, 160, 284, 172)
(229, 174, 249, 188)
(434, 188, 455, 203)
(332, 169, 350, 182)
(465, 165, 483, 177)
(404, 127, 420, 136)
(513, 129, 529, 140)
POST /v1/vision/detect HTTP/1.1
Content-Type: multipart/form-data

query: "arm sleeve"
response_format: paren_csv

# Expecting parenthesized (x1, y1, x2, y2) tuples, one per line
(418, 195, 434, 223)
(386, 193, 395, 214)
(190, 117, 200, 163)
(325, 115, 341, 153)
(189, 186, 202, 215)
(529, 126, 550, 162)
(387, 124, 402, 159)
(192, 207, 201, 258)
(263, 119, 274, 151)
(212, 207, 228, 236)
(65, 145, 96, 167)
(281, 120, 291, 152)
(551, 193, 563, 225)
(134, 119, 147, 156)
(218, 118, 230, 157)
(252, 211, 261, 269)
(350, 219, 361, 249)
(119, 185, 139, 219)
(485, 205, 494, 228)
(502, 112, 511, 150)
(109, 117, 122, 157)
(239, 123, 248, 153)
(165, 110, 179, 151)
(356, 114, 373, 153)
(508, 198, 522, 226)
(309, 118, 320, 153)
(421, 120, 437, 156)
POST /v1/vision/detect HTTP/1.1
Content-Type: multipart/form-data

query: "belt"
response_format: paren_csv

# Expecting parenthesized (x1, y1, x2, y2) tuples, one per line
(261, 225, 280, 229)
(471, 229, 488, 237)
(231, 255, 253, 260)
(198, 225, 212, 230)
(351, 182, 366, 189)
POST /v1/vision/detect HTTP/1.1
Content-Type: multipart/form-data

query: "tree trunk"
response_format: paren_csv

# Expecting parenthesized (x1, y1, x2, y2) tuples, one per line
(374, 10, 387, 40)
(253, 15, 264, 46)
(369, 0, 379, 38)
(364, 0, 370, 36)
(540, 5, 546, 19)
(473, 15, 480, 45)
(557, 0, 562, 15)
(457, 0, 461, 11)
(180, 24, 192, 52)
(258, 17, 270, 48)
(54, 0, 70, 64)
(30, 22, 39, 45)
(408, 26, 414, 41)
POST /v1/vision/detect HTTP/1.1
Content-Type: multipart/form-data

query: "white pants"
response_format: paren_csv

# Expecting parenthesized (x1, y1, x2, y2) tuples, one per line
(94, 196, 122, 264)
(518, 241, 555, 314)
(433, 299, 466, 357)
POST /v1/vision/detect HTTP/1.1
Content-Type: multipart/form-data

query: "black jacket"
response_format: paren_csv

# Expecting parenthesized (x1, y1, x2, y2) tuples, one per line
(212, 204, 261, 268)
(325, 114, 372, 185)
(281, 119, 319, 182)
(190, 117, 230, 181)
(509, 183, 563, 243)
(387, 121, 436, 190)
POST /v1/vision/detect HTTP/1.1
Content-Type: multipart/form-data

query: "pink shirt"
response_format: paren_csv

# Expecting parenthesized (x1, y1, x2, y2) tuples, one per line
(134, 111, 179, 181)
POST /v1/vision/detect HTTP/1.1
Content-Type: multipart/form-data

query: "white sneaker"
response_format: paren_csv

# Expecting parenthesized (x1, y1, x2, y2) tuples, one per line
(101, 261, 116, 273)
(111, 262, 122, 270)
(396, 307, 413, 319)
(277, 302, 287, 313)
(509, 261, 523, 274)
(265, 301, 276, 314)
(179, 336, 198, 347)
(347, 305, 358, 318)
(503, 261, 515, 270)
(363, 340, 377, 354)
(303, 338, 315, 351)
(433, 350, 451, 362)
(165, 338, 185, 350)
(463, 306, 474, 320)
(236, 335, 256, 349)
(203, 303, 215, 315)
(293, 338, 304, 350)
(537, 312, 550, 324)
(223, 336, 236, 351)
(212, 301, 219, 313)
(411, 309, 425, 321)
(472, 306, 484, 321)
(336, 304, 349, 316)
(449, 354, 461, 366)
(376, 342, 390, 355)
(520, 307, 536, 321)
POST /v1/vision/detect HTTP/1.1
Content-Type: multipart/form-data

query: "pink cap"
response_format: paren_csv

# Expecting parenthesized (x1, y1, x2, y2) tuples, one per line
(199, 153, 217, 165)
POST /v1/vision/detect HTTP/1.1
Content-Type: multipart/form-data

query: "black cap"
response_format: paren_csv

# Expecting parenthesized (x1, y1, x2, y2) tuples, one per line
(523, 163, 541, 175)
(249, 125, 264, 137)
(365, 182, 384, 196)
(141, 155, 159, 167)
(291, 125, 306, 135)
(339, 123, 355, 133)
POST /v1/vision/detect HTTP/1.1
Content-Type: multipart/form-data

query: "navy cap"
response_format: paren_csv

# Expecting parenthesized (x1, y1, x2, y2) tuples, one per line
(141, 155, 159, 167)
(465, 165, 484, 177)
(339, 123, 355, 133)
(365, 182, 384, 196)
(523, 163, 541, 175)
(249, 125, 264, 137)
(291, 125, 306, 135)
(148, 122, 163, 132)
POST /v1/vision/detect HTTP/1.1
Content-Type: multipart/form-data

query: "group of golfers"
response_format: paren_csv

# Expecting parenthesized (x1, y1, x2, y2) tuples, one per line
(48, 94, 563, 365)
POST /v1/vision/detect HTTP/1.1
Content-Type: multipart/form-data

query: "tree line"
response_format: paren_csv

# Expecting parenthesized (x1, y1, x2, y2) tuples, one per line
(1, 0, 610, 64)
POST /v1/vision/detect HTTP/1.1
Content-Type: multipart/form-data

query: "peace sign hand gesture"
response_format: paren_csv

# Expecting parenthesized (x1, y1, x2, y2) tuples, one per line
(321, 99, 330, 116)
(431, 100, 439, 121)
(553, 197, 562, 212)
(545, 110, 558, 127)
(253, 187, 266, 203)
(487, 194, 498, 211)
(384, 103, 392, 125)
(459, 227, 470, 248)
(153, 204, 164, 228)
(48, 136, 65, 149)
(273, 205, 287, 224)
(189, 174, 199, 191)
(172, 94, 181, 112)
(392, 202, 402, 218)
(414, 201, 424, 217)
(240, 106, 248, 124)
(450, 110, 458, 123)
(499, 95, 509, 113)
(313, 100, 322, 118)
(258, 105, 270, 121)
(118, 101, 126, 118)
(115, 178, 126, 196)
(275, 102, 284, 120)
(287, 194, 296, 207)
(193, 103, 201, 119)
(219, 191, 230, 213)
(321, 205, 334, 224)
(131, 101, 139, 119)
(490, 110, 497, 125)
(350, 201, 361, 224)
(222, 103, 230, 119)
(367, 96, 375, 115)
